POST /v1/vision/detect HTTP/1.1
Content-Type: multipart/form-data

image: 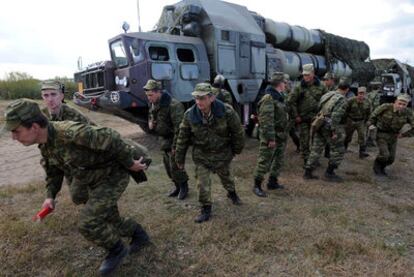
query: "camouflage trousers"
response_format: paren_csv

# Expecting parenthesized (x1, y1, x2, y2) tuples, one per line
(298, 122, 311, 161)
(195, 162, 235, 206)
(253, 135, 287, 181)
(366, 126, 377, 145)
(67, 175, 88, 205)
(163, 150, 189, 184)
(305, 126, 346, 169)
(78, 167, 138, 250)
(375, 132, 398, 165)
(345, 120, 366, 147)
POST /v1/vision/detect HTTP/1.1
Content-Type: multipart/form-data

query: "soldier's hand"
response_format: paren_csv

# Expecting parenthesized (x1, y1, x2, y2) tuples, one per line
(42, 198, 55, 210)
(171, 149, 176, 156)
(398, 133, 403, 139)
(268, 140, 276, 149)
(129, 157, 148, 172)
(177, 163, 184, 170)
(295, 116, 302, 124)
(331, 133, 337, 140)
(148, 120, 156, 130)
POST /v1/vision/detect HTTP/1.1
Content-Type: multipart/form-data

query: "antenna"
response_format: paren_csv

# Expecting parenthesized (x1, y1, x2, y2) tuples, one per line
(137, 0, 142, 32)
(77, 57, 83, 71)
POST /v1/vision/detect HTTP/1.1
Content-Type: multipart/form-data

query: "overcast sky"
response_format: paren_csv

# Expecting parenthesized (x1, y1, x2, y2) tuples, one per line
(1, 0, 413, 80)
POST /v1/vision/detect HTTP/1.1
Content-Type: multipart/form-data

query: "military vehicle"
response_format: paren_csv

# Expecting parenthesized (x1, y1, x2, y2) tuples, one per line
(73, 0, 407, 131)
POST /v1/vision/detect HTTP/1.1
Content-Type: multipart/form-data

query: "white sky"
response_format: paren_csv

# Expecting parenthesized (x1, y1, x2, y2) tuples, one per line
(0, 0, 413, 80)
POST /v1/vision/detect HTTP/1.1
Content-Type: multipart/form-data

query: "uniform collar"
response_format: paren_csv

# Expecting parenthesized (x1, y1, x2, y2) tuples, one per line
(188, 99, 225, 124)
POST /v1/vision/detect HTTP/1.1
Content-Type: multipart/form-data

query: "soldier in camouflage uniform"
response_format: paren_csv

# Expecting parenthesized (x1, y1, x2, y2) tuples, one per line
(284, 73, 300, 153)
(175, 83, 245, 223)
(369, 94, 414, 176)
(3, 99, 150, 275)
(323, 72, 337, 91)
(253, 73, 289, 197)
(40, 80, 94, 205)
(366, 81, 382, 147)
(211, 74, 233, 105)
(344, 86, 371, 158)
(144, 79, 189, 200)
(288, 64, 328, 164)
(303, 80, 350, 181)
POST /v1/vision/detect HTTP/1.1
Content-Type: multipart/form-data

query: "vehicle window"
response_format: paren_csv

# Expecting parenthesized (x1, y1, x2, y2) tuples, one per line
(110, 40, 128, 67)
(180, 64, 199, 80)
(129, 38, 144, 64)
(151, 63, 173, 80)
(177, 48, 195, 62)
(149, 46, 170, 61)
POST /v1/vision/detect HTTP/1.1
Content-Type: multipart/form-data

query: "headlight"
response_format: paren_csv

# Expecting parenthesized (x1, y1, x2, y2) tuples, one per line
(115, 76, 129, 87)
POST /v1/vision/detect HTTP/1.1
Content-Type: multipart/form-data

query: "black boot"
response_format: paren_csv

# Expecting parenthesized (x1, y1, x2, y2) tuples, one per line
(195, 205, 211, 223)
(267, 176, 284, 190)
(177, 181, 189, 200)
(380, 162, 388, 176)
(129, 224, 151, 254)
(168, 183, 180, 197)
(99, 240, 128, 276)
(324, 164, 343, 182)
(253, 178, 267, 197)
(227, 190, 242, 205)
(324, 145, 331, 158)
(303, 168, 318, 180)
(359, 146, 369, 159)
(373, 159, 384, 176)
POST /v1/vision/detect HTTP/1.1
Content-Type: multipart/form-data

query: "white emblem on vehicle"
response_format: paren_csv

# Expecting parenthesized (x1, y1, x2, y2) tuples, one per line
(110, 91, 120, 103)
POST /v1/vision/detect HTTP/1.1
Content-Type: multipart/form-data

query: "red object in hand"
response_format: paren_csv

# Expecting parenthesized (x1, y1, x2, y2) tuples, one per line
(32, 207, 54, 222)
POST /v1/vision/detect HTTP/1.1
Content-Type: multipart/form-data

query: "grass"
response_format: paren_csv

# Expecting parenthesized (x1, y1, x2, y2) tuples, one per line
(1, 136, 414, 276)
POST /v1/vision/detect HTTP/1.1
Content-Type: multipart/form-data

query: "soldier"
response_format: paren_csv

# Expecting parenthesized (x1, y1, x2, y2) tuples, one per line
(3, 99, 150, 275)
(288, 64, 328, 164)
(323, 72, 336, 91)
(253, 72, 289, 197)
(344, 86, 371, 158)
(40, 80, 93, 124)
(211, 74, 233, 105)
(144, 79, 189, 200)
(284, 73, 300, 153)
(366, 81, 382, 147)
(303, 80, 350, 181)
(175, 83, 245, 223)
(369, 94, 414, 176)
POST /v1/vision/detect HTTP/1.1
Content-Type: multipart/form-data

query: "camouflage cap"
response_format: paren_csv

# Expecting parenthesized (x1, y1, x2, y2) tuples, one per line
(323, 72, 335, 80)
(397, 94, 411, 103)
(357, 86, 367, 93)
(3, 98, 42, 131)
(192, 82, 212, 97)
(41, 80, 63, 92)
(302, 64, 314, 75)
(143, 79, 162, 91)
(283, 73, 290, 81)
(338, 77, 351, 87)
(269, 72, 286, 85)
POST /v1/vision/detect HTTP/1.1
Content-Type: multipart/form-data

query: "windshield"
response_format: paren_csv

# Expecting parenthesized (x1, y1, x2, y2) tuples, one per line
(110, 40, 128, 67)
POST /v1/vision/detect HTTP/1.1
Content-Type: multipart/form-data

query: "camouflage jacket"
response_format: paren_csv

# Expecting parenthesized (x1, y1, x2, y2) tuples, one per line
(258, 86, 289, 141)
(288, 78, 327, 122)
(211, 87, 233, 105)
(370, 103, 414, 136)
(319, 91, 348, 133)
(367, 90, 381, 111)
(42, 103, 93, 125)
(39, 122, 137, 199)
(149, 93, 185, 150)
(175, 100, 245, 167)
(346, 97, 371, 122)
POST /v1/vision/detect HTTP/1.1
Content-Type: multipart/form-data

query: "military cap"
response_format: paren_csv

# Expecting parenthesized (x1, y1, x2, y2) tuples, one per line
(338, 77, 351, 87)
(143, 79, 162, 91)
(192, 83, 212, 97)
(269, 72, 286, 85)
(323, 72, 335, 80)
(3, 98, 42, 131)
(41, 80, 63, 92)
(302, 64, 314, 75)
(397, 94, 411, 103)
(283, 73, 290, 81)
(357, 86, 367, 93)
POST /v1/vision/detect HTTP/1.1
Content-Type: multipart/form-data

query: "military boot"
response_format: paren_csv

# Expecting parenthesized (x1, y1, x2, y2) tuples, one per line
(324, 164, 343, 182)
(253, 178, 267, 197)
(129, 224, 151, 254)
(324, 145, 331, 158)
(177, 181, 189, 200)
(366, 138, 376, 147)
(99, 240, 128, 276)
(380, 162, 388, 176)
(359, 146, 369, 159)
(195, 205, 211, 223)
(227, 190, 241, 205)
(168, 182, 180, 197)
(303, 168, 318, 180)
(373, 159, 384, 176)
(267, 176, 284, 190)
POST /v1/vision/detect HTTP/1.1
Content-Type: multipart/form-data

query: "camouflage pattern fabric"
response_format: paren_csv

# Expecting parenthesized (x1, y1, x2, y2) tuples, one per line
(366, 90, 381, 143)
(211, 87, 233, 105)
(344, 97, 371, 147)
(39, 121, 141, 250)
(148, 93, 188, 183)
(345, 121, 367, 147)
(42, 103, 94, 125)
(254, 88, 289, 181)
(175, 100, 244, 205)
(288, 78, 327, 160)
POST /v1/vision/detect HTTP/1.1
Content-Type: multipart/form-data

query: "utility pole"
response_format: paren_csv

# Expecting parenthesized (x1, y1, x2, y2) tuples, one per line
(137, 0, 142, 32)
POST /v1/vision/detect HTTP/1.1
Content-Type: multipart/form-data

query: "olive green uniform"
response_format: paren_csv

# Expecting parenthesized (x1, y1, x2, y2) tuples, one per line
(211, 87, 233, 105)
(344, 97, 371, 148)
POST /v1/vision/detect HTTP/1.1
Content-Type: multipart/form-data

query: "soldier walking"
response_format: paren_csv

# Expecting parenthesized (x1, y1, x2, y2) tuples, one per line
(4, 99, 151, 275)
(369, 94, 414, 176)
(253, 72, 289, 197)
(175, 83, 245, 223)
(366, 81, 382, 147)
(344, 86, 371, 158)
(144, 79, 189, 199)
